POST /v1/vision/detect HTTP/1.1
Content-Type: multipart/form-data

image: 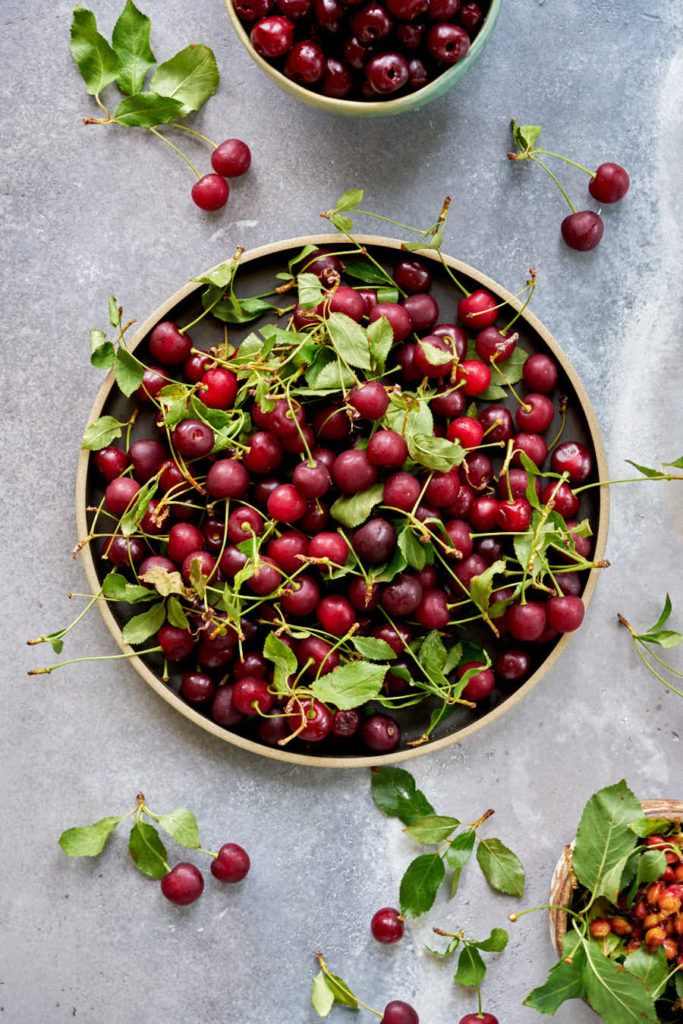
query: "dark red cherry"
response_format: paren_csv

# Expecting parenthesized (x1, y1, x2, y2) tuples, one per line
(250, 15, 295, 55)
(366, 52, 409, 94)
(550, 441, 593, 483)
(371, 907, 405, 943)
(561, 211, 604, 251)
(191, 174, 229, 212)
(393, 257, 432, 293)
(426, 21, 469, 61)
(588, 163, 630, 203)
(352, 2, 394, 42)
(161, 863, 204, 905)
(211, 139, 251, 177)
(458, 0, 482, 30)
(211, 843, 251, 882)
(284, 39, 326, 82)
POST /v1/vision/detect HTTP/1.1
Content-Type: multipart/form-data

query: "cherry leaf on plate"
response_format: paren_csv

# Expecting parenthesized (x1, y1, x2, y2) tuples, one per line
(325, 312, 372, 370)
(523, 931, 586, 1014)
(453, 945, 486, 987)
(90, 329, 115, 369)
(623, 945, 668, 996)
(572, 780, 642, 902)
(297, 272, 324, 311)
(263, 632, 298, 698)
(407, 433, 464, 473)
(128, 820, 168, 879)
(397, 522, 430, 572)
(635, 849, 667, 888)
(384, 393, 433, 436)
(629, 815, 674, 838)
(310, 660, 387, 710)
(399, 852, 446, 918)
(166, 596, 189, 629)
(139, 566, 185, 598)
(581, 938, 658, 1024)
(112, 0, 156, 95)
(330, 482, 384, 528)
(344, 259, 389, 285)
(371, 766, 435, 825)
(119, 478, 158, 536)
(70, 7, 120, 96)
(404, 815, 459, 845)
(82, 415, 124, 450)
(149, 44, 219, 116)
(59, 816, 121, 857)
(367, 315, 394, 373)
(121, 600, 166, 645)
(476, 837, 525, 896)
(350, 636, 396, 661)
(114, 347, 144, 396)
(155, 808, 201, 849)
(113, 91, 185, 128)
(102, 571, 154, 604)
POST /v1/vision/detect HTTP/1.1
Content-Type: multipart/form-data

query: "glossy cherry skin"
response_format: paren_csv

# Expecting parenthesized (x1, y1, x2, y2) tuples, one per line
(546, 595, 585, 632)
(315, 0, 344, 30)
(211, 843, 251, 882)
(281, 574, 321, 616)
(293, 459, 331, 498)
(173, 419, 215, 458)
(161, 863, 204, 905)
(459, 1014, 499, 1024)
(352, 2, 394, 42)
(191, 174, 230, 214)
(333, 448, 379, 491)
(94, 446, 128, 480)
(267, 483, 307, 522)
(149, 322, 192, 366)
(349, 381, 389, 420)
(426, 22, 469, 61)
(458, 0, 483, 29)
(369, 301, 413, 341)
(478, 405, 513, 443)
(432, 384, 465, 419)
(211, 685, 244, 727)
(103, 535, 145, 568)
(353, 518, 397, 563)
(232, 677, 274, 716)
(455, 360, 492, 396)
(367, 430, 408, 469)
(515, 393, 554, 432)
(381, 573, 423, 617)
(200, 367, 238, 409)
(541, 481, 580, 518)
(361, 714, 401, 751)
(394, 257, 432, 293)
(250, 15, 295, 56)
(371, 907, 405, 943)
(458, 289, 497, 328)
(494, 648, 530, 683)
(403, 292, 439, 331)
(512, 432, 548, 467)
(507, 602, 547, 642)
(550, 441, 593, 483)
(206, 458, 249, 498)
(366, 52, 410, 93)
(589, 163, 630, 203)
(284, 39, 326, 82)
(382, 1001, 419, 1024)
(458, 661, 495, 701)
(476, 326, 516, 362)
(416, 589, 450, 629)
(317, 595, 356, 635)
(414, 335, 454, 377)
(211, 139, 251, 177)
(522, 352, 558, 393)
(288, 698, 333, 741)
(235, 0, 273, 19)
(105, 476, 141, 515)
(322, 58, 354, 97)
(561, 210, 604, 251)
(298, 636, 340, 676)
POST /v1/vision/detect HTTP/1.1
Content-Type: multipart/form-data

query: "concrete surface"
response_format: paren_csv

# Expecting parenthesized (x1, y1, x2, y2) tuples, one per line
(2, 0, 682, 1021)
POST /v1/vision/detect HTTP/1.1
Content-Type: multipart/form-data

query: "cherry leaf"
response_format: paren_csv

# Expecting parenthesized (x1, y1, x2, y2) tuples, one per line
(149, 44, 219, 116)
(404, 815, 459, 845)
(476, 837, 525, 896)
(59, 816, 121, 857)
(311, 972, 335, 1018)
(310, 660, 387, 710)
(336, 189, 363, 211)
(370, 766, 435, 825)
(114, 347, 144, 396)
(399, 852, 445, 918)
(113, 91, 185, 127)
(454, 945, 486, 987)
(112, 0, 156, 96)
(82, 415, 124, 450)
(155, 808, 201, 849)
(128, 820, 168, 879)
(70, 7, 120, 96)
(121, 600, 166, 645)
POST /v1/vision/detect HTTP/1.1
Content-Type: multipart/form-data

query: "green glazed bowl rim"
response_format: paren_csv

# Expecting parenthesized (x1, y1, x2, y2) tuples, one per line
(224, 0, 502, 117)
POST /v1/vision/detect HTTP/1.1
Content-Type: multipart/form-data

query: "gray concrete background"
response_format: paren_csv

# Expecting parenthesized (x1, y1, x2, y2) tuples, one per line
(2, 1, 683, 1021)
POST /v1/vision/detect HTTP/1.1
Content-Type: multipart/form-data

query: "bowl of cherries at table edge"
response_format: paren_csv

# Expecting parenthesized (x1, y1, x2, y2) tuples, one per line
(224, 0, 501, 114)
(85, 241, 604, 762)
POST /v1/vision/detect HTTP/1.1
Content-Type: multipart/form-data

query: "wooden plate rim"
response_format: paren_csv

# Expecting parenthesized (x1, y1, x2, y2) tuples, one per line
(75, 233, 610, 768)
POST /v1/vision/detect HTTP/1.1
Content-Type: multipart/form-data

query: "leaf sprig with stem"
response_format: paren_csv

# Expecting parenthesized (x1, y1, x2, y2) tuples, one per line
(618, 594, 683, 699)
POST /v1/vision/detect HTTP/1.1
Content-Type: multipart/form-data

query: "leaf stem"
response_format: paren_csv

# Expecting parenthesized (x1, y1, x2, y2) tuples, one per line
(27, 646, 163, 675)
(146, 127, 201, 179)
(537, 150, 594, 177)
(168, 123, 217, 148)
(573, 472, 683, 494)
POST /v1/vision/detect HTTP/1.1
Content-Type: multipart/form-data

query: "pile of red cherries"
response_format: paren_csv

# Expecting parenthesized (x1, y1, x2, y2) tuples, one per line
(233, 0, 489, 100)
(91, 243, 597, 756)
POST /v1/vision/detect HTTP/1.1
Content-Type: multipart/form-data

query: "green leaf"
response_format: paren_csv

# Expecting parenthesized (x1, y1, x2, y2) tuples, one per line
(623, 945, 668, 996)
(121, 600, 166, 645)
(524, 931, 586, 1014)
(474, 927, 509, 952)
(70, 7, 120, 96)
(572, 780, 642, 902)
(297, 272, 324, 310)
(517, 450, 542, 509)
(344, 260, 389, 285)
(107, 295, 121, 327)
(635, 849, 667, 887)
(102, 571, 153, 603)
(582, 939, 658, 1024)
(397, 523, 428, 571)
(454, 945, 486, 987)
(82, 415, 123, 450)
(112, 0, 156, 95)
(399, 852, 446, 919)
(481, 347, 529, 400)
(156, 808, 201, 849)
(149, 43, 219, 116)
(511, 118, 542, 152)
(371, 766, 435, 825)
(639, 629, 682, 648)
(350, 636, 396, 661)
(319, 971, 358, 1009)
(305, 349, 356, 391)
(211, 295, 279, 325)
(367, 316, 394, 373)
(331, 213, 353, 233)
(59, 816, 121, 857)
(384, 393, 433, 437)
(404, 815, 459, 845)
(166, 596, 189, 629)
(263, 632, 297, 698)
(330, 482, 384, 527)
(427, 935, 460, 958)
(90, 330, 115, 369)
(119, 478, 157, 536)
(114, 347, 144, 396)
(624, 459, 662, 479)
(645, 593, 672, 633)
(476, 837, 525, 896)
(326, 312, 371, 370)
(310, 660, 387, 710)
(128, 820, 168, 879)
(311, 972, 335, 1018)
(629, 816, 673, 838)
(445, 828, 476, 873)
(676, 971, 683, 999)
(469, 559, 506, 616)
(336, 189, 363, 211)
(195, 260, 240, 290)
(406, 433, 463, 472)
(113, 91, 185, 127)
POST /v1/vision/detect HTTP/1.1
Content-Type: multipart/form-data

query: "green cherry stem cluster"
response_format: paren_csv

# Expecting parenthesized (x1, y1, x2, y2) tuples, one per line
(59, 792, 251, 906)
(618, 594, 683, 699)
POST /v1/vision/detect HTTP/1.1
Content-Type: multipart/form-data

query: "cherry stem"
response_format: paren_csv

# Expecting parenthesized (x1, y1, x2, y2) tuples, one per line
(546, 395, 568, 452)
(508, 903, 585, 924)
(27, 645, 163, 675)
(146, 127, 201, 179)
(168, 123, 217, 148)
(315, 954, 381, 1017)
(528, 155, 577, 214)
(502, 270, 536, 333)
(537, 150, 594, 177)
(573, 472, 683, 494)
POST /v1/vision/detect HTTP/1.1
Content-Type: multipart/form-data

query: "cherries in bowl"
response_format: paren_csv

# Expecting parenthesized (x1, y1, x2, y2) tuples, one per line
(77, 232, 607, 767)
(224, 0, 501, 115)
